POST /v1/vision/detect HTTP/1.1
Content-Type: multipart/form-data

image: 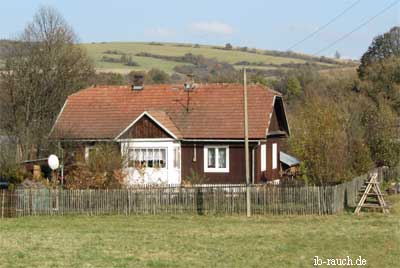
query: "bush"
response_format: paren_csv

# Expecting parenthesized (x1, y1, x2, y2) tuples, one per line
(225, 43, 233, 50)
(145, 68, 170, 84)
(65, 143, 126, 189)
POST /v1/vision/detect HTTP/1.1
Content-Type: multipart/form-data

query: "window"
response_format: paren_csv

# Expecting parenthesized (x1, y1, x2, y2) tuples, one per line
(261, 144, 266, 171)
(128, 148, 167, 168)
(272, 143, 278, 169)
(85, 146, 97, 162)
(173, 146, 181, 169)
(204, 146, 229, 173)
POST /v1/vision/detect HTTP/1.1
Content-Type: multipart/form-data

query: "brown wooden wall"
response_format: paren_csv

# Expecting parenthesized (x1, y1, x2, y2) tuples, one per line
(121, 115, 171, 139)
(181, 140, 282, 184)
(181, 142, 252, 184)
(268, 109, 281, 133)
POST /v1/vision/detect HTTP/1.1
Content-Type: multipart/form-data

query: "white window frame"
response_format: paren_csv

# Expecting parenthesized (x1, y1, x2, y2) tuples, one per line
(261, 144, 266, 171)
(85, 146, 96, 162)
(203, 145, 229, 173)
(128, 147, 168, 169)
(173, 146, 181, 169)
(272, 143, 278, 169)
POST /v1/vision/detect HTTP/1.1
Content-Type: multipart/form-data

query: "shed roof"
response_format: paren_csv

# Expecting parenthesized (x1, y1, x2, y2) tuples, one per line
(280, 151, 300, 167)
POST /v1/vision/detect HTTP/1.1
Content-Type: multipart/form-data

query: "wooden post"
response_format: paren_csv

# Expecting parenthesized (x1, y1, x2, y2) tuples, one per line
(1, 190, 5, 219)
(243, 68, 251, 217)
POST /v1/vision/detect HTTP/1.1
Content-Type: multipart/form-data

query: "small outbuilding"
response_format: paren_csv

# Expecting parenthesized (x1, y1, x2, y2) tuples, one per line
(280, 151, 300, 177)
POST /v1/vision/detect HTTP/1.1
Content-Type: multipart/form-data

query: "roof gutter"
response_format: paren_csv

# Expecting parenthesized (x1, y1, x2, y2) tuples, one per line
(181, 139, 262, 143)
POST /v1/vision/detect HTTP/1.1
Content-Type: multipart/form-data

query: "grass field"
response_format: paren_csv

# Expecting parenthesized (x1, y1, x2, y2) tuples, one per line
(82, 42, 342, 74)
(0, 195, 398, 268)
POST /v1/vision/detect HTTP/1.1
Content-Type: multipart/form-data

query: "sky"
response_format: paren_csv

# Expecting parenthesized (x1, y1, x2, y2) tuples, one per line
(0, 0, 399, 59)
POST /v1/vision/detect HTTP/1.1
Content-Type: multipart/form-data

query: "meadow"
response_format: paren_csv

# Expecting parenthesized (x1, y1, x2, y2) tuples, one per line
(0, 195, 398, 268)
(81, 42, 344, 74)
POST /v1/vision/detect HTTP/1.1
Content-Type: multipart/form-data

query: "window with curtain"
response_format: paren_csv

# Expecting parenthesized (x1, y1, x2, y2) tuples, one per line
(204, 146, 229, 172)
(128, 148, 167, 168)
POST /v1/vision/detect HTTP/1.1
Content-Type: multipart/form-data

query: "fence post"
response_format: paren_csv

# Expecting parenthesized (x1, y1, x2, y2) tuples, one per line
(1, 190, 4, 219)
(317, 186, 321, 215)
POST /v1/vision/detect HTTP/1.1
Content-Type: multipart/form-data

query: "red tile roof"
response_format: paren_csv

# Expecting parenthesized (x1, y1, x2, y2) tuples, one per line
(50, 83, 280, 140)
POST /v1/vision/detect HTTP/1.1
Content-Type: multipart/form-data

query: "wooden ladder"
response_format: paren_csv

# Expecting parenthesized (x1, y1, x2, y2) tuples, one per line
(354, 173, 389, 214)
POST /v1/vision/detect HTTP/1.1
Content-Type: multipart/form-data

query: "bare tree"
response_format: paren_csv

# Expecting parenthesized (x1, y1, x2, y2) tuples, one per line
(0, 6, 94, 160)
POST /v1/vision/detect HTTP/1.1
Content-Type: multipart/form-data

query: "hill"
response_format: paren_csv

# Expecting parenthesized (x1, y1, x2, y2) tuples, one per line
(81, 42, 358, 77)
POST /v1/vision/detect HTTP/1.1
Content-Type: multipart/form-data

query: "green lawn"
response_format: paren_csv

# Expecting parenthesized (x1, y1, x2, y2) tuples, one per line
(0, 195, 399, 268)
(82, 42, 341, 74)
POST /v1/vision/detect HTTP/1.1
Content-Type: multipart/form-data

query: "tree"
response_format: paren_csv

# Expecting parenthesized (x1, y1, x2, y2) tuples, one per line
(225, 43, 233, 50)
(92, 72, 126, 85)
(289, 94, 350, 185)
(0, 6, 94, 160)
(360, 56, 400, 113)
(286, 76, 302, 99)
(145, 68, 170, 84)
(358, 26, 400, 78)
(361, 98, 400, 167)
(334, 50, 341, 59)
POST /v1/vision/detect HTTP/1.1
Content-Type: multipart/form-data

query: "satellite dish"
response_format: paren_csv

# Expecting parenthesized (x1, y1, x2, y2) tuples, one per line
(48, 154, 60, 170)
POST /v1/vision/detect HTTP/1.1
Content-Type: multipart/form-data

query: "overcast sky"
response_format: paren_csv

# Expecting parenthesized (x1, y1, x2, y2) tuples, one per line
(0, 0, 399, 59)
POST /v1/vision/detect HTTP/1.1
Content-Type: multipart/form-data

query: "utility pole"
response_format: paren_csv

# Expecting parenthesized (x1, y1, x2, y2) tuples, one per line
(243, 68, 251, 217)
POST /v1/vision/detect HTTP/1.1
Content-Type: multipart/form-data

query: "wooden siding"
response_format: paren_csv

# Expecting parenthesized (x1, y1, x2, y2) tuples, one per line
(268, 97, 289, 136)
(181, 142, 255, 184)
(266, 138, 281, 181)
(120, 115, 172, 139)
(253, 138, 282, 183)
(181, 140, 283, 184)
(268, 108, 282, 133)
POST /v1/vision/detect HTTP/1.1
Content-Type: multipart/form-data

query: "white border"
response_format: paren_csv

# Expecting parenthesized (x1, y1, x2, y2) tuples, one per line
(272, 143, 278, 169)
(261, 144, 266, 171)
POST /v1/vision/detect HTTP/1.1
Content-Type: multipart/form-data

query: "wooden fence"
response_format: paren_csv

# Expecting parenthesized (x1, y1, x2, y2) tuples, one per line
(0, 168, 390, 218)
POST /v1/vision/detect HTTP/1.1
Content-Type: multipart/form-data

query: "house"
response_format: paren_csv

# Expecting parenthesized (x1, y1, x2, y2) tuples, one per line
(50, 82, 290, 185)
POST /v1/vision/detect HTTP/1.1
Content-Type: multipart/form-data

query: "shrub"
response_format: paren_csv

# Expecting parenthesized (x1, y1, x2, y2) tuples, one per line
(65, 143, 126, 189)
(225, 43, 233, 50)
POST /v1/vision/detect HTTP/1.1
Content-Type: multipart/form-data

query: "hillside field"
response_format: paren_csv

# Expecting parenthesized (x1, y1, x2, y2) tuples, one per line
(81, 42, 351, 74)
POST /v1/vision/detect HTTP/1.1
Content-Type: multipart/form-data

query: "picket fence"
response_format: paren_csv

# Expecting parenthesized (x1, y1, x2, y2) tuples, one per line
(0, 168, 389, 218)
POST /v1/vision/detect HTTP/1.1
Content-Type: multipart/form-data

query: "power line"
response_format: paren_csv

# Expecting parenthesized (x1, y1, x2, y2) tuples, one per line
(314, 0, 400, 55)
(287, 0, 362, 51)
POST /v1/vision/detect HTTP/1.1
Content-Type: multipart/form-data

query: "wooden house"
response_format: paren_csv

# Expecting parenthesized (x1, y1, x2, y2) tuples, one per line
(50, 82, 290, 185)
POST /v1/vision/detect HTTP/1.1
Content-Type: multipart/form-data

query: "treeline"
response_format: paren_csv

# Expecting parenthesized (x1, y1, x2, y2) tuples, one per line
(212, 42, 357, 66)
(234, 61, 338, 70)
(279, 27, 400, 185)
(91, 69, 174, 85)
(101, 50, 139, 66)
